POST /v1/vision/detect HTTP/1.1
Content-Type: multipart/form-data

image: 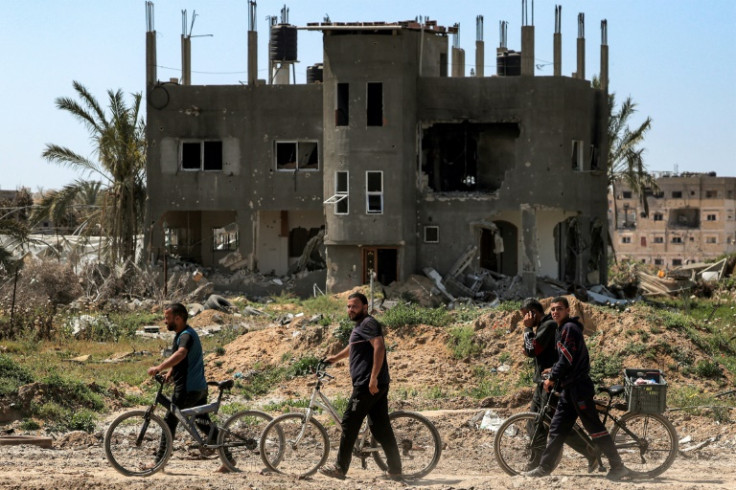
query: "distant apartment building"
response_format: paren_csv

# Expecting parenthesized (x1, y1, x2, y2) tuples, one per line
(609, 173, 736, 268)
(144, 3, 611, 293)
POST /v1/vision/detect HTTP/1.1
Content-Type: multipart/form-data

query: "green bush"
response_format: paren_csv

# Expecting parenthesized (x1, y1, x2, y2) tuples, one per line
(41, 372, 104, 410)
(332, 318, 353, 346)
(380, 303, 450, 328)
(286, 355, 321, 378)
(447, 327, 484, 359)
(694, 359, 722, 379)
(0, 354, 34, 396)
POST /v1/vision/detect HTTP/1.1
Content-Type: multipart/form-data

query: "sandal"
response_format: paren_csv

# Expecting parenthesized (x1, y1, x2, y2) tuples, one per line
(319, 464, 346, 480)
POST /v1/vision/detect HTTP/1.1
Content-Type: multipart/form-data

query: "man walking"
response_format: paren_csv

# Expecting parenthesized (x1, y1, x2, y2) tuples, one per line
(319, 292, 402, 480)
(520, 298, 600, 472)
(147, 302, 231, 471)
(523, 297, 629, 481)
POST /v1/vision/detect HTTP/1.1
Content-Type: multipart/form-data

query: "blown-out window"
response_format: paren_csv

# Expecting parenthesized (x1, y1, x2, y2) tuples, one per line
(181, 140, 222, 171)
(275, 141, 319, 171)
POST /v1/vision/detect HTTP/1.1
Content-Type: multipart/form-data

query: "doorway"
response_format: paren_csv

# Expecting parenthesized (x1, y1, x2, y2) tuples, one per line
(479, 221, 518, 275)
(362, 247, 398, 285)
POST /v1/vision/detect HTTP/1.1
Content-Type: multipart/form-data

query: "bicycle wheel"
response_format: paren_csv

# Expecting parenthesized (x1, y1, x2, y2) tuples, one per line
(217, 410, 275, 473)
(259, 413, 330, 478)
(371, 411, 442, 480)
(494, 411, 553, 476)
(104, 410, 172, 477)
(610, 412, 678, 478)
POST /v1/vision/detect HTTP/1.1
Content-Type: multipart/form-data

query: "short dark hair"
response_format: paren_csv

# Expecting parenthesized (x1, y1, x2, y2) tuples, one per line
(520, 298, 544, 315)
(551, 296, 569, 308)
(348, 292, 368, 305)
(165, 302, 189, 321)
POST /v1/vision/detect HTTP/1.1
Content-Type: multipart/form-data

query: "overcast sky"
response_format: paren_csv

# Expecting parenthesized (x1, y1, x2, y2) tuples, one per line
(2, 0, 734, 192)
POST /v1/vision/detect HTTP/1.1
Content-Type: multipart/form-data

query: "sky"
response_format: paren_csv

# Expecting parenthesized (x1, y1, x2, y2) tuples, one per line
(2, 0, 735, 192)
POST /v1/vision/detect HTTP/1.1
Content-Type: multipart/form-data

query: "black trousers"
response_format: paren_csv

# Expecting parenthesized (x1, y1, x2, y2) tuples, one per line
(528, 383, 594, 462)
(157, 389, 219, 460)
(335, 385, 402, 475)
(538, 378, 623, 472)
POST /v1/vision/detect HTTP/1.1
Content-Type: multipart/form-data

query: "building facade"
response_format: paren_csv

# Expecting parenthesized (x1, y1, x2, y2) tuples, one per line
(144, 6, 610, 293)
(609, 173, 736, 268)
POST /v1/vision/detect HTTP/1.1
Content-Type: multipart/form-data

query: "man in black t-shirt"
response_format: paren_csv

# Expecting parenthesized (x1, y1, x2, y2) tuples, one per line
(319, 292, 402, 481)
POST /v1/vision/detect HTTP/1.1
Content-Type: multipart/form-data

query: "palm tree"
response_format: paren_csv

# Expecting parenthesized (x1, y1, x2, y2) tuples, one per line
(607, 92, 656, 216)
(35, 81, 146, 264)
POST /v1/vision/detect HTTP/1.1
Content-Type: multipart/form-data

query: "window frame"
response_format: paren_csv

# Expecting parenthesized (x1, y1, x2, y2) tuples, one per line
(365, 171, 384, 215)
(334, 171, 349, 215)
(180, 140, 223, 171)
(274, 140, 319, 172)
(424, 225, 440, 243)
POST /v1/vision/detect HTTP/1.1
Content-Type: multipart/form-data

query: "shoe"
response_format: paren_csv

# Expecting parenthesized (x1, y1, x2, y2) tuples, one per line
(523, 461, 540, 472)
(522, 467, 550, 477)
(383, 472, 404, 482)
(319, 464, 346, 480)
(606, 466, 631, 481)
(216, 464, 232, 473)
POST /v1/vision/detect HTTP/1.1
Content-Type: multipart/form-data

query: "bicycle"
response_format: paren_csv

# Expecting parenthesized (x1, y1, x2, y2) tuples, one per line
(494, 378, 678, 478)
(259, 360, 442, 479)
(104, 374, 279, 476)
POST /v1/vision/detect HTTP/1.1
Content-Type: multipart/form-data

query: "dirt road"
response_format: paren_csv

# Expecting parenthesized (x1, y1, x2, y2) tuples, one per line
(1, 410, 734, 490)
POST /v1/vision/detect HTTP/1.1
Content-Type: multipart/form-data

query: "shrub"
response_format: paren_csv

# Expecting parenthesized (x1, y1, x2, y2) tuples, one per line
(332, 318, 353, 346)
(447, 326, 484, 359)
(380, 303, 450, 328)
(286, 355, 320, 378)
(41, 372, 104, 410)
(0, 354, 34, 396)
(694, 359, 722, 379)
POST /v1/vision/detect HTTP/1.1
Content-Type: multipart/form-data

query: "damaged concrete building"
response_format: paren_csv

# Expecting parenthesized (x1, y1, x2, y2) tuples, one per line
(144, 2, 610, 295)
(610, 173, 736, 268)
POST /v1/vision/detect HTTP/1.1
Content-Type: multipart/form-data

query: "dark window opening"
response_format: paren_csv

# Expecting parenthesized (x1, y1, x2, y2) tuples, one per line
(363, 247, 398, 286)
(182, 142, 201, 169)
(653, 213, 663, 221)
(424, 226, 439, 243)
(668, 208, 700, 228)
(672, 259, 682, 266)
(335, 171, 349, 215)
(705, 190, 718, 198)
(367, 82, 383, 126)
(422, 122, 520, 192)
(571, 140, 584, 171)
(182, 141, 222, 170)
(276, 142, 297, 169)
(622, 191, 632, 199)
(671, 236, 682, 244)
(336, 83, 349, 126)
(288, 226, 321, 257)
(439, 53, 448, 77)
(671, 191, 682, 198)
(275, 141, 319, 171)
(366, 171, 383, 214)
(203, 141, 223, 170)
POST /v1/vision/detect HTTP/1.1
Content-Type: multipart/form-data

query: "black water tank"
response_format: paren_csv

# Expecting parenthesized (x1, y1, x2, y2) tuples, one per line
(270, 24, 298, 61)
(306, 63, 323, 84)
(497, 50, 521, 76)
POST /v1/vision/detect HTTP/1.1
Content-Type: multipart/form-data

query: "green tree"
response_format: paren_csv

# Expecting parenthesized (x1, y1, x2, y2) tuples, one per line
(0, 189, 32, 274)
(35, 81, 146, 264)
(607, 92, 656, 215)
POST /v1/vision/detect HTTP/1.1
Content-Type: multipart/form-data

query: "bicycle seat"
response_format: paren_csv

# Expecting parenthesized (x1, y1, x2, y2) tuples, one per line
(597, 384, 625, 397)
(208, 379, 235, 391)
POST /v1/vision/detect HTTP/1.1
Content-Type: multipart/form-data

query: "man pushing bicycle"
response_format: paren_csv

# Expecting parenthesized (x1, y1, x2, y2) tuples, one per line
(147, 302, 232, 472)
(319, 292, 403, 481)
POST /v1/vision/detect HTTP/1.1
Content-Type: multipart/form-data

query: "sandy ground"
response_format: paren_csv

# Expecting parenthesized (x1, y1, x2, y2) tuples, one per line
(1, 409, 734, 490)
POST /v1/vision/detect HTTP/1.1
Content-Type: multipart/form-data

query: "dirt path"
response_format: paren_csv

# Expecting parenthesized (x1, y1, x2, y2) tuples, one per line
(1, 410, 734, 489)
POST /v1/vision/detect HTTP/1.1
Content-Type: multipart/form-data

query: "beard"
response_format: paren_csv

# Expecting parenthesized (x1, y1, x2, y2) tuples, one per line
(166, 322, 176, 331)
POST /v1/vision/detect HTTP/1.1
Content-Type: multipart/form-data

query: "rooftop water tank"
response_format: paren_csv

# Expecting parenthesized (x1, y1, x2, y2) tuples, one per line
(497, 50, 521, 76)
(270, 24, 297, 62)
(307, 63, 323, 84)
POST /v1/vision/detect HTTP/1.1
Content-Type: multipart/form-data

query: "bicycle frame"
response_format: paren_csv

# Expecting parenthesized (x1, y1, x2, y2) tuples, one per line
(296, 366, 382, 460)
(532, 381, 656, 457)
(143, 374, 227, 449)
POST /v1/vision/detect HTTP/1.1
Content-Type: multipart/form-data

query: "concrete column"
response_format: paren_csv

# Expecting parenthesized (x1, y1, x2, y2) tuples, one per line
(600, 44, 609, 91)
(181, 35, 191, 85)
(577, 37, 585, 80)
(521, 26, 535, 76)
(475, 41, 484, 77)
(521, 206, 538, 297)
(553, 33, 561, 76)
(146, 31, 157, 87)
(451, 47, 465, 77)
(248, 31, 258, 85)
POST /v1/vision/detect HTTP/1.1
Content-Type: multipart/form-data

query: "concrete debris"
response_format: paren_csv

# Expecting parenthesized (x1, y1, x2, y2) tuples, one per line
(203, 294, 234, 312)
(68, 315, 113, 339)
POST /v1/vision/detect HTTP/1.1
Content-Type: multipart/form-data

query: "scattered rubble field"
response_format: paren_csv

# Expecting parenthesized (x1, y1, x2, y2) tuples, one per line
(2, 294, 736, 488)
